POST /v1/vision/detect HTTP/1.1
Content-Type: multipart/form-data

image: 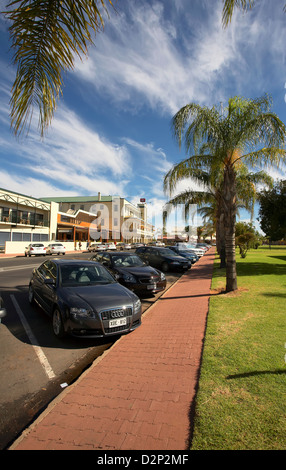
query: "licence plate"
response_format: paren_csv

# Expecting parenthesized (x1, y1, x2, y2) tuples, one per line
(109, 317, 127, 328)
(147, 283, 157, 290)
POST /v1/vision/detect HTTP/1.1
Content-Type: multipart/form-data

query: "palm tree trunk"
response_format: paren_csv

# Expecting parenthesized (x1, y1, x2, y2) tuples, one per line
(223, 166, 237, 292)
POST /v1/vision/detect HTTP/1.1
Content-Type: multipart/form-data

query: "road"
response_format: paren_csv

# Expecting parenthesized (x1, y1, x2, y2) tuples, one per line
(0, 251, 183, 449)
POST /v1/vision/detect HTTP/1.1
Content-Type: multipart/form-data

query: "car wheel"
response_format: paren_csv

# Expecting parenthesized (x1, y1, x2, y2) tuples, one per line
(161, 262, 169, 272)
(52, 308, 65, 338)
(28, 284, 35, 304)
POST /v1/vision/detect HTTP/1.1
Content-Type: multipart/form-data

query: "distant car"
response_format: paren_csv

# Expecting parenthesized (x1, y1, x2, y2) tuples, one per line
(46, 243, 66, 255)
(195, 243, 209, 251)
(88, 243, 107, 252)
(105, 243, 117, 250)
(28, 259, 142, 338)
(90, 251, 166, 296)
(25, 243, 46, 257)
(0, 296, 6, 323)
(131, 243, 145, 249)
(168, 246, 199, 263)
(116, 242, 132, 250)
(135, 246, 191, 272)
(175, 243, 205, 257)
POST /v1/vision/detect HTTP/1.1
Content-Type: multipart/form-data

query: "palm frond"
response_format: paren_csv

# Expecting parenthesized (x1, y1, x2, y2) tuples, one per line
(163, 155, 217, 196)
(5, 0, 113, 136)
(222, 0, 256, 28)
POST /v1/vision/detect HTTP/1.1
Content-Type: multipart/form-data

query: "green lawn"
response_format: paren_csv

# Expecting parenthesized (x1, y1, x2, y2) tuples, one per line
(191, 246, 286, 450)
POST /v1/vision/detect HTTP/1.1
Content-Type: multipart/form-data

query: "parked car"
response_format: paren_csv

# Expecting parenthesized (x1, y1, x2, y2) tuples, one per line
(131, 243, 145, 249)
(46, 243, 66, 255)
(168, 246, 199, 263)
(135, 246, 191, 272)
(105, 242, 117, 250)
(116, 242, 132, 250)
(90, 251, 166, 296)
(175, 243, 205, 257)
(25, 243, 46, 257)
(0, 296, 6, 323)
(195, 243, 209, 251)
(28, 259, 142, 338)
(88, 243, 106, 252)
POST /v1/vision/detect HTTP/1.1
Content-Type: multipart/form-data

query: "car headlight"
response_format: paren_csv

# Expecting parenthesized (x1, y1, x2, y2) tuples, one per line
(70, 307, 92, 318)
(160, 272, 166, 280)
(123, 273, 137, 283)
(133, 299, 141, 314)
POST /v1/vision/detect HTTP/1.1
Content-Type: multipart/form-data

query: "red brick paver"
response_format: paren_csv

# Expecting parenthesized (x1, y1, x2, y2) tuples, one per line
(10, 248, 215, 450)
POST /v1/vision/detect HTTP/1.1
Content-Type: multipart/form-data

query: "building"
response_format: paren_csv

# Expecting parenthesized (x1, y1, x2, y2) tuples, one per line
(42, 193, 154, 244)
(0, 189, 154, 253)
(0, 187, 58, 253)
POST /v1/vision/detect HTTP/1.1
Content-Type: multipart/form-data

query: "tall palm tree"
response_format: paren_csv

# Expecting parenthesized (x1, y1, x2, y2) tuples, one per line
(164, 163, 272, 269)
(4, 0, 114, 137)
(168, 95, 286, 292)
(222, 0, 286, 27)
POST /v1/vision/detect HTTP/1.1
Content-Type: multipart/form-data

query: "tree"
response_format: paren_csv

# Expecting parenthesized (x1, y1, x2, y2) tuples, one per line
(167, 95, 286, 292)
(3, 0, 114, 137)
(164, 164, 272, 268)
(258, 180, 286, 242)
(222, 0, 286, 27)
(235, 221, 261, 257)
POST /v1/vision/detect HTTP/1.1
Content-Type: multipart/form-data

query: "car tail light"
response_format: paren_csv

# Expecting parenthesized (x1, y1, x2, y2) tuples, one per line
(30, 247, 34, 251)
(44, 247, 46, 250)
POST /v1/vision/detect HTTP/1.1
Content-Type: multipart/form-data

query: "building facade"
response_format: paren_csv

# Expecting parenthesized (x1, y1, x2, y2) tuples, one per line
(0, 187, 58, 253)
(42, 193, 154, 244)
(0, 189, 154, 253)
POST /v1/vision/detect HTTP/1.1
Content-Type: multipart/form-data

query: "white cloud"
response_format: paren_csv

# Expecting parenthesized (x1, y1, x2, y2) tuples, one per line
(0, 102, 132, 197)
(74, 0, 285, 114)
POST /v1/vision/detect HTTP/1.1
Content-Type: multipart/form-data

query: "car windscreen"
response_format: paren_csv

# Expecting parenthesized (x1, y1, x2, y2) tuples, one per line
(158, 248, 181, 256)
(59, 264, 116, 286)
(112, 254, 145, 267)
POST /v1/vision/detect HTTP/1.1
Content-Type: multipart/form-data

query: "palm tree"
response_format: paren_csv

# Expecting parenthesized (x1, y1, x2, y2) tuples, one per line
(164, 163, 272, 269)
(4, 0, 114, 137)
(222, 0, 286, 27)
(168, 95, 286, 292)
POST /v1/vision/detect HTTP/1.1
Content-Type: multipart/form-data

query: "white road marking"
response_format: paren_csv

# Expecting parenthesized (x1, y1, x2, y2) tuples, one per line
(0, 264, 40, 272)
(10, 295, 56, 380)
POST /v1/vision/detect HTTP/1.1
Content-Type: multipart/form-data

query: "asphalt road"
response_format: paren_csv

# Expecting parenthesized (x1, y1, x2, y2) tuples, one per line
(0, 251, 183, 449)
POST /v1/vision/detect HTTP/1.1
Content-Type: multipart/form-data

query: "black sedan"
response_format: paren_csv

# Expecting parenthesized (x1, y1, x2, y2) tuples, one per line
(168, 246, 199, 263)
(90, 252, 166, 296)
(28, 259, 142, 338)
(135, 246, 191, 272)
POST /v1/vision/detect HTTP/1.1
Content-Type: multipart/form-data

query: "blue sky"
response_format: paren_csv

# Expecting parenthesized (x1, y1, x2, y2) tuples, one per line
(0, 0, 285, 232)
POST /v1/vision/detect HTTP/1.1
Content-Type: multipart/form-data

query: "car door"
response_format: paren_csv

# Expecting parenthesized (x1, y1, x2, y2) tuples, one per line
(33, 260, 57, 314)
(143, 248, 159, 268)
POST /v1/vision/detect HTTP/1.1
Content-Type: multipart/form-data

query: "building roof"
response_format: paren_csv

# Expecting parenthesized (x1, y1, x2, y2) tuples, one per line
(41, 196, 116, 203)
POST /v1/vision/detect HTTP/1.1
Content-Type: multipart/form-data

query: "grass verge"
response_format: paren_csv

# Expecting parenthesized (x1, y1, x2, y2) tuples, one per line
(191, 246, 286, 450)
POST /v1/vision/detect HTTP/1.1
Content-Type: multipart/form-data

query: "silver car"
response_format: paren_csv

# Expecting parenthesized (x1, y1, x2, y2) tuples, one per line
(46, 243, 66, 255)
(88, 243, 107, 252)
(25, 243, 47, 257)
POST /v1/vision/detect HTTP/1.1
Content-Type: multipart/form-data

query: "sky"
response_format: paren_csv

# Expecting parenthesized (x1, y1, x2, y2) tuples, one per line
(0, 0, 285, 233)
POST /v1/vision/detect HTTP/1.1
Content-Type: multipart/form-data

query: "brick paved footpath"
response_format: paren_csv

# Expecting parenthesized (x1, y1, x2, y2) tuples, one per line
(10, 248, 215, 450)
